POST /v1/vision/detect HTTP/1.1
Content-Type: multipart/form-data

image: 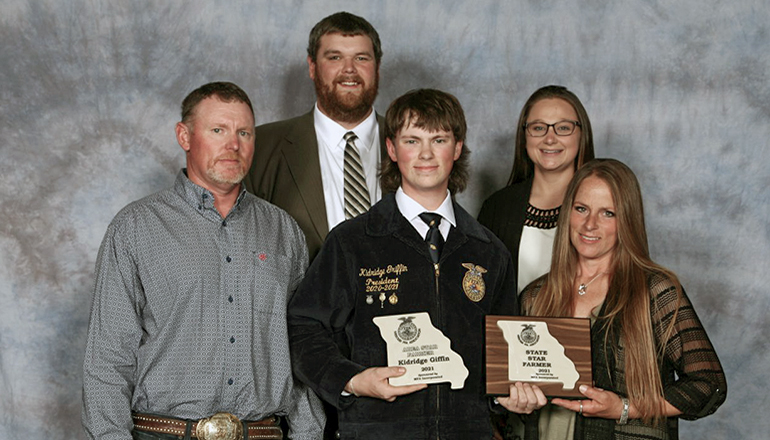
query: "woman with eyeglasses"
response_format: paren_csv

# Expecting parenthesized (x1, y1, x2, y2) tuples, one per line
(479, 85, 595, 296)
(498, 158, 726, 439)
(479, 85, 595, 439)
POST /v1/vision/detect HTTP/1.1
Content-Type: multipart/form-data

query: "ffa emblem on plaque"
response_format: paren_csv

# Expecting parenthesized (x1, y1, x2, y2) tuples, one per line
(461, 263, 487, 302)
(395, 316, 420, 344)
(517, 323, 540, 346)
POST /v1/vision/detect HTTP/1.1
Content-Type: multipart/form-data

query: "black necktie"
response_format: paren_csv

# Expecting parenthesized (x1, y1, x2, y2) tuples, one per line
(419, 212, 444, 264)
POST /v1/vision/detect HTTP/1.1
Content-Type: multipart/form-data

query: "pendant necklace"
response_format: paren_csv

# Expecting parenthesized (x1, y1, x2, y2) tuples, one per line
(577, 272, 606, 296)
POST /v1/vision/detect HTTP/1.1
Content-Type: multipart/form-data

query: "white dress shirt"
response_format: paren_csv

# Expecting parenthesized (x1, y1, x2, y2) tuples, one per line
(314, 104, 381, 231)
(394, 187, 455, 241)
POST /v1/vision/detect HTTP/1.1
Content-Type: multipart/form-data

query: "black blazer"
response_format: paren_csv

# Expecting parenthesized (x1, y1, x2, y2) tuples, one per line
(477, 178, 533, 291)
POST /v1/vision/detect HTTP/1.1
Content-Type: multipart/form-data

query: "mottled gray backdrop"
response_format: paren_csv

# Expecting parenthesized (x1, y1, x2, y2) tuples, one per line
(1, 0, 767, 438)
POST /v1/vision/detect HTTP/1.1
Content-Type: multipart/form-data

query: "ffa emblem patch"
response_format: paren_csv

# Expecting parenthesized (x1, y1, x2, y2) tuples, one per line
(395, 316, 420, 344)
(517, 324, 539, 346)
(461, 263, 487, 302)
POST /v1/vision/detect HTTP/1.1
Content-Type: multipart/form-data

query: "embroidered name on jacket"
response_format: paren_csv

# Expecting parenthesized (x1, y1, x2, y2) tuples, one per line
(360, 264, 409, 308)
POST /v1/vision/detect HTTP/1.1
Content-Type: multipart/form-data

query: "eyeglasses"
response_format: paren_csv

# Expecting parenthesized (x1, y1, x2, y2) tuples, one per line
(524, 120, 581, 137)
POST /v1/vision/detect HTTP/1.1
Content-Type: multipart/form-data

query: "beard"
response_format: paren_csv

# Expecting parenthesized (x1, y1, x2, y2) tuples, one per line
(314, 68, 379, 125)
(206, 155, 248, 185)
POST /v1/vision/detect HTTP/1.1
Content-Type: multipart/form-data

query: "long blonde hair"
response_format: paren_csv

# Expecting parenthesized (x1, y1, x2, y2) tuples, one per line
(524, 158, 680, 424)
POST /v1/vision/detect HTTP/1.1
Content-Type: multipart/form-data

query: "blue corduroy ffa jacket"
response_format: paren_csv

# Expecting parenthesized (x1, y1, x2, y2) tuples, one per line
(288, 192, 518, 440)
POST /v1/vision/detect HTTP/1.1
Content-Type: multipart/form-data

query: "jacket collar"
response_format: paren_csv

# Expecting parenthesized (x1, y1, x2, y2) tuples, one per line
(365, 192, 491, 244)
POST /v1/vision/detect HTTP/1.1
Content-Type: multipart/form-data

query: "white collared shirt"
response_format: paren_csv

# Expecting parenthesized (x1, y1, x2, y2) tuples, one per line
(395, 187, 456, 241)
(314, 104, 381, 231)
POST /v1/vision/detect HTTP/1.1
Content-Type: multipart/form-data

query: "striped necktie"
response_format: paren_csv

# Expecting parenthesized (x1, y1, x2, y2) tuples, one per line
(343, 131, 371, 219)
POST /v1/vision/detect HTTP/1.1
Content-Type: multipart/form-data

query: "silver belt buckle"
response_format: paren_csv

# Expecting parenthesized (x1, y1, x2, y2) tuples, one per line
(196, 412, 243, 440)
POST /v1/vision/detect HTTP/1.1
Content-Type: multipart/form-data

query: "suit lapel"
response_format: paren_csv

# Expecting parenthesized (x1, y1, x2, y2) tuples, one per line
(281, 111, 387, 243)
(282, 112, 329, 241)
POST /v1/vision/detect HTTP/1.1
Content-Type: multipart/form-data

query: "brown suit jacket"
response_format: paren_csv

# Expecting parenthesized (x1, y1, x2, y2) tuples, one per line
(244, 110, 387, 262)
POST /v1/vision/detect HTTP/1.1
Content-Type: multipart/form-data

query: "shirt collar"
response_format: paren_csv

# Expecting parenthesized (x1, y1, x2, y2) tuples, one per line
(175, 169, 247, 213)
(313, 103, 377, 151)
(394, 187, 456, 227)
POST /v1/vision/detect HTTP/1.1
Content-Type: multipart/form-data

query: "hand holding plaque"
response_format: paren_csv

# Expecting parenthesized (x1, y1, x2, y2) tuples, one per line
(373, 312, 468, 389)
(486, 316, 592, 397)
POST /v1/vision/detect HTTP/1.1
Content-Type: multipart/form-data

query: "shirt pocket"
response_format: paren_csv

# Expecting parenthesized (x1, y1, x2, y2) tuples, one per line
(252, 251, 294, 313)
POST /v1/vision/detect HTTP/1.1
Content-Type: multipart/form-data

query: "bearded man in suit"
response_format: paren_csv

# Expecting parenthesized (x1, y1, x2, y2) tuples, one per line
(244, 11, 385, 261)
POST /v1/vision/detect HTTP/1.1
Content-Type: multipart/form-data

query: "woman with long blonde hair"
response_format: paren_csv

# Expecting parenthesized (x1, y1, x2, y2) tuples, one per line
(498, 159, 726, 439)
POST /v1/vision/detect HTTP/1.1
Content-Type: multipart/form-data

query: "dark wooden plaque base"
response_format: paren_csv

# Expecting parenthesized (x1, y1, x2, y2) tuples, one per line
(485, 315, 592, 398)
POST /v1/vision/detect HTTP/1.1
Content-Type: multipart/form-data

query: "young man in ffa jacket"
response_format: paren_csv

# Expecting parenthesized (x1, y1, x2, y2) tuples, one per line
(287, 89, 520, 439)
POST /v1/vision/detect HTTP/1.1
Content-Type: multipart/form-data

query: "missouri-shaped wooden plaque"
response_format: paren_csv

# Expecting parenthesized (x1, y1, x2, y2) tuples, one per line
(486, 316, 592, 398)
